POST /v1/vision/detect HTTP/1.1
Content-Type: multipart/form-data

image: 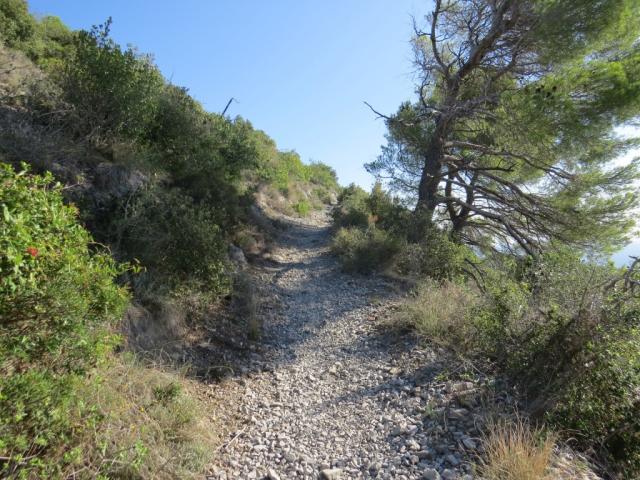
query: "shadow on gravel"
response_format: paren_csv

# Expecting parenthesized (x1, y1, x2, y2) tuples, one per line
(175, 210, 405, 383)
(232, 211, 402, 367)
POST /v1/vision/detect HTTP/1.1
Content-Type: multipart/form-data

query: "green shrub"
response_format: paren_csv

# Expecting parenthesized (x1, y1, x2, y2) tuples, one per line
(293, 199, 311, 216)
(59, 18, 163, 143)
(332, 183, 371, 229)
(395, 224, 471, 280)
(332, 182, 410, 235)
(307, 161, 339, 191)
(468, 250, 640, 476)
(331, 226, 401, 273)
(314, 187, 333, 205)
(258, 150, 306, 193)
(549, 324, 640, 475)
(116, 185, 230, 295)
(387, 235, 640, 475)
(0, 0, 35, 48)
(23, 15, 75, 68)
(145, 85, 258, 194)
(366, 182, 410, 233)
(0, 163, 129, 477)
(0, 1, 73, 67)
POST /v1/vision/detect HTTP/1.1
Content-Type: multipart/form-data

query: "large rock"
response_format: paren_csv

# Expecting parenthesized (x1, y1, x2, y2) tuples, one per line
(229, 244, 248, 267)
(93, 162, 146, 202)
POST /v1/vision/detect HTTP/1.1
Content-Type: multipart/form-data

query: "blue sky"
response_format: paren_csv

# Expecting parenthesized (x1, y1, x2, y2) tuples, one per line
(29, 0, 428, 188)
(26, 1, 640, 262)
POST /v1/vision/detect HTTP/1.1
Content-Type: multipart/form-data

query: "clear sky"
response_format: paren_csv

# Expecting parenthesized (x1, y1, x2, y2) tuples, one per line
(25, 1, 640, 263)
(28, 0, 430, 188)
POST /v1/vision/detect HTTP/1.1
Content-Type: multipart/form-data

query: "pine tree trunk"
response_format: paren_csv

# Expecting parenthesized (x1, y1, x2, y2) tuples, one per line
(415, 130, 444, 219)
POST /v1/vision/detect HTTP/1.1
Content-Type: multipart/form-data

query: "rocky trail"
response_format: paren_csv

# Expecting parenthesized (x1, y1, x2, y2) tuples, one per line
(209, 210, 488, 480)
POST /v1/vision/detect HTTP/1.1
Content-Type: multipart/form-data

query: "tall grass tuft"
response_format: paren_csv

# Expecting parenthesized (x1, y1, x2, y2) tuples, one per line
(480, 419, 555, 480)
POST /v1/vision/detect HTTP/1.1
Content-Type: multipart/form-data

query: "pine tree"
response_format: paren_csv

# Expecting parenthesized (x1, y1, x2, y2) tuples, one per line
(367, 0, 640, 254)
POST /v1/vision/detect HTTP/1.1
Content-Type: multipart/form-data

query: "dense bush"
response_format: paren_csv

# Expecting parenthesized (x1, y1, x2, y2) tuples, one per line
(307, 161, 339, 191)
(549, 324, 640, 474)
(0, 0, 74, 66)
(335, 182, 640, 475)
(394, 225, 471, 281)
(59, 19, 164, 144)
(366, 182, 410, 234)
(256, 149, 310, 194)
(332, 183, 471, 279)
(116, 185, 230, 294)
(331, 226, 401, 273)
(332, 183, 371, 229)
(0, 0, 34, 48)
(0, 164, 129, 476)
(23, 15, 75, 68)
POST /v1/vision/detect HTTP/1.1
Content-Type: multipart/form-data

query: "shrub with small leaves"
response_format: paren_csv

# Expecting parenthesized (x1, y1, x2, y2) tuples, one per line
(395, 223, 471, 281)
(116, 184, 230, 295)
(332, 184, 371, 229)
(0, 163, 129, 476)
(331, 226, 402, 273)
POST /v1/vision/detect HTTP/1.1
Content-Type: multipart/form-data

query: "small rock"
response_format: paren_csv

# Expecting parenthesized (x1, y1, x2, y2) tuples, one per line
(448, 408, 469, 420)
(407, 439, 421, 451)
(417, 450, 435, 460)
(320, 468, 343, 480)
(441, 469, 458, 480)
(445, 454, 460, 466)
(447, 381, 474, 393)
(422, 468, 441, 480)
(461, 437, 477, 450)
(267, 468, 281, 480)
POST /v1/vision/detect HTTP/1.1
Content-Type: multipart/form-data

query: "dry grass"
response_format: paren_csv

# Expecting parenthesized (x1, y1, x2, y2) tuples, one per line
(480, 418, 555, 480)
(395, 280, 479, 348)
(257, 181, 329, 218)
(76, 355, 221, 479)
(0, 43, 43, 99)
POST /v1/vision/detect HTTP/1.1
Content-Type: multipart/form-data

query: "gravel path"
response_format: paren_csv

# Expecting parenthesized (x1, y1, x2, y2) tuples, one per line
(209, 211, 483, 480)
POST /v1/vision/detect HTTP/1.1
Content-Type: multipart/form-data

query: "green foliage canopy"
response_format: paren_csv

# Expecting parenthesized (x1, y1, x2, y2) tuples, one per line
(367, 0, 640, 255)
